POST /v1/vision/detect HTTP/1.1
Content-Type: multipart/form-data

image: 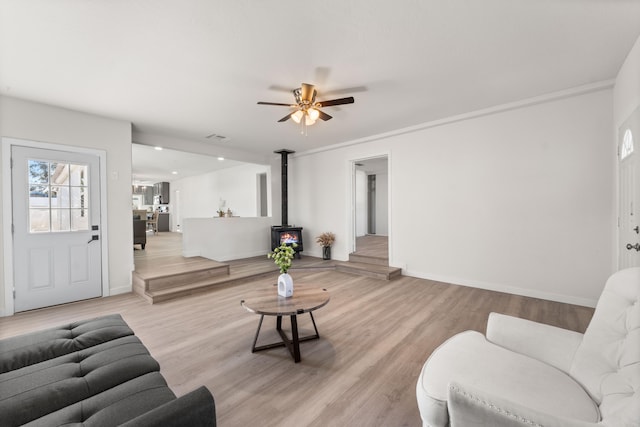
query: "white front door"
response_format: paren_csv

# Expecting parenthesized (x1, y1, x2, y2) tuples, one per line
(619, 106, 640, 269)
(11, 146, 102, 312)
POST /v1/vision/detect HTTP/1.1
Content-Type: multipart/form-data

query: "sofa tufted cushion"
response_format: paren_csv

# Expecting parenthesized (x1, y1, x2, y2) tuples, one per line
(416, 331, 600, 426)
(0, 335, 160, 426)
(569, 267, 640, 426)
(18, 372, 177, 427)
(0, 314, 133, 374)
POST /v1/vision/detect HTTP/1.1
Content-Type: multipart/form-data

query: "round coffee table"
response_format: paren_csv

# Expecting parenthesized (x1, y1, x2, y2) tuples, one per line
(241, 285, 330, 363)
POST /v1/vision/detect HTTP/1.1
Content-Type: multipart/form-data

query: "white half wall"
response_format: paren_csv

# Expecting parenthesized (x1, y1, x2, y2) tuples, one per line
(0, 96, 133, 315)
(291, 88, 614, 307)
(182, 217, 273, 261)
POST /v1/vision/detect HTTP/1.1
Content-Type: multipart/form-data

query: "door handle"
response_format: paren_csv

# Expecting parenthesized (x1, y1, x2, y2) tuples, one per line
(87, 235, 99, 244)
(626, 243, 640, 252)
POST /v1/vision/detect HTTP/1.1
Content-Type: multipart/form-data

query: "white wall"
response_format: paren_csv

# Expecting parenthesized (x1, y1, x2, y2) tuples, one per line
(0, 96, 133, 315)
(170, 163, 270, 220)
(614, 35, 640, 130)
(291, 88, 613, 306)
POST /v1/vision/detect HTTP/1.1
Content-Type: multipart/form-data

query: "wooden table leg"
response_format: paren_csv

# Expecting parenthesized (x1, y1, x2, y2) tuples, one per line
(252, 313, 320, 363)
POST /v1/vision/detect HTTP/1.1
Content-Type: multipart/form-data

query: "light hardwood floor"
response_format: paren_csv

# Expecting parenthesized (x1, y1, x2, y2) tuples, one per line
(1, 239, 594, 427)
(354, 235, 389, 258)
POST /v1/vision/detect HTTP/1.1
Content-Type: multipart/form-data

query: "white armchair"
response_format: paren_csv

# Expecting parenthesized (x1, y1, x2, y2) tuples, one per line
(416, 267, 640, 427)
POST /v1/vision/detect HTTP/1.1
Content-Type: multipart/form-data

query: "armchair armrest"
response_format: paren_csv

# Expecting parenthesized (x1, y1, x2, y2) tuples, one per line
(120, 386, 216, 427)
(486, 313, 583, 373)
(448, 382, 597, 427)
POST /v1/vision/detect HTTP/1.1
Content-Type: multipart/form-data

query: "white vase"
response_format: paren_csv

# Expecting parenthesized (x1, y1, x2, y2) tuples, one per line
(277, 273, 293, 298)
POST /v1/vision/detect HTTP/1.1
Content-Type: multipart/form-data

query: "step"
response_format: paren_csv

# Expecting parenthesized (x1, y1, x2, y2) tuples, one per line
(145, 264, 276, 304)
(145, 265, 230, 292)
(134, 258, 230, 292)
(335, 261, 402, 281)
(348, 253, 389, 266)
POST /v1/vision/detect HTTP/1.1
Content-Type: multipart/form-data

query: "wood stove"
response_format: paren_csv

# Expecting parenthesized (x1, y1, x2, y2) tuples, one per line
(272, 149, 303, 256)
(271, 226, 303, 254)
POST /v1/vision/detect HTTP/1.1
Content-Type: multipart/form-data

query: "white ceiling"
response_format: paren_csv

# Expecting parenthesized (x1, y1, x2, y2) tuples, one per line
(1, 1, 639, 160)
(131, 143, 244, 184)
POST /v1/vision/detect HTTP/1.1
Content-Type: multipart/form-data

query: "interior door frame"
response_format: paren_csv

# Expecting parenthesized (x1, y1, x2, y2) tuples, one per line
(349, 152, 392, 258)
(2, 137, 110, 316)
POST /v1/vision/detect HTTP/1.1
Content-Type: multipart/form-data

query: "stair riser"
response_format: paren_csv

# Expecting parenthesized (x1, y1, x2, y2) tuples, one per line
(150, 271, 275, 304)
(132, 280, 153, 303)
(348, 254, 389, 266)
(336, 265, 392, 281)
(389, 269, 402, 279)
(147, 266, 230, 291)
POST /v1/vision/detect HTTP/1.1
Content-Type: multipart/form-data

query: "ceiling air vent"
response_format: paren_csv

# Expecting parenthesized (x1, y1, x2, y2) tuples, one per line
(205, 133, 230, 142)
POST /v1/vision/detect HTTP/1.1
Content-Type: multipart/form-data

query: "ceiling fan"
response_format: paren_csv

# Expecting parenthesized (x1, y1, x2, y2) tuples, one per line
(257, 83, 355, 130)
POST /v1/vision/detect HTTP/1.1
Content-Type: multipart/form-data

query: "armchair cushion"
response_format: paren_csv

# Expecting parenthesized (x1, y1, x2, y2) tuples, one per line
(486, 312, 584, 373)
(416, 331, 599, 427)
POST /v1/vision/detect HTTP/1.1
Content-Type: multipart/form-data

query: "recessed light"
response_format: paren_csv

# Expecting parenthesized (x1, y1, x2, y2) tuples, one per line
(154, 146, 163, 151)
(217, 157, 224, 161)
(171, 171, 178, 175)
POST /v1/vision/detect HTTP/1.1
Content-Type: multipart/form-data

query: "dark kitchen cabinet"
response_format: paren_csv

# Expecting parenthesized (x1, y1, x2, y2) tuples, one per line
(153, 182, 170, 204)
(157, 213, 170, 232)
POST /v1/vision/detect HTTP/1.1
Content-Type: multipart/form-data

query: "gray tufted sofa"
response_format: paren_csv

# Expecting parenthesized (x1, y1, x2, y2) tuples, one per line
(416, 267, 640, 427)
(0, 314, 216, 426)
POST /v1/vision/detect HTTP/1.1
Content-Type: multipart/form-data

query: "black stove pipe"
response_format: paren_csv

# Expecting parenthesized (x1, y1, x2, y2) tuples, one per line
(274, 149, 295, 226)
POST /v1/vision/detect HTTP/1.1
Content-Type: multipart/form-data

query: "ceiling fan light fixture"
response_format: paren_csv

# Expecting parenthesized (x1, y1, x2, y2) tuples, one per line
(291, 110, 304, 124)
(305, 115, 316, 126)
(307, 108, 320, 121)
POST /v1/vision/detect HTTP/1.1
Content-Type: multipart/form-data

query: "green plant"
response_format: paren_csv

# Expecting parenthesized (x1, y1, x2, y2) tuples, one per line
(315, 232, 335, 247)
(268, 243, 297, 274)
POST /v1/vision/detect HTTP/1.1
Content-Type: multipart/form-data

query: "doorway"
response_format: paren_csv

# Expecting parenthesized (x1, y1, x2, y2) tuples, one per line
(352, 156, 389, 259)
(11, 145, 103, 312)
(619, 105, 640, 269)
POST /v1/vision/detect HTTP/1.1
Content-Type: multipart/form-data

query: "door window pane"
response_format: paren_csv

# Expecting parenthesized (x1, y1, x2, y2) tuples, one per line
(28, 160, 49, 184)
(27, 160, 90, 233)
(29, 209, 50, 232)
(69, 164, 87, 186)
(51, 163, 70, 185)
(71, 187, 88, 209)
(621, 129, 634, 160)
(29, 186, 50, 208)
(71, 209, 89, 231)
(51, 186, 70, 208)
(51, 209, 71, 232)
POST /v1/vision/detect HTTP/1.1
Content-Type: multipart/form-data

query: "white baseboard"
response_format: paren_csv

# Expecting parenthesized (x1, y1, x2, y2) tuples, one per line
(108, 285, 132, 296)
(403, 269, 598, 308)
(182, 250, 201, 258)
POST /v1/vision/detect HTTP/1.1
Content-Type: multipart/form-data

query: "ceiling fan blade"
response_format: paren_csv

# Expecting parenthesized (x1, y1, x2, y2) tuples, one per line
(278, 112, 294, 122)
(300, 83, 315, 102)
(323, 85, 367, 96)
(317, 96, 355, 107)
(317, 110, 332, 121)
(257, 101, 294, 107)
(268, 84, 294, 93)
